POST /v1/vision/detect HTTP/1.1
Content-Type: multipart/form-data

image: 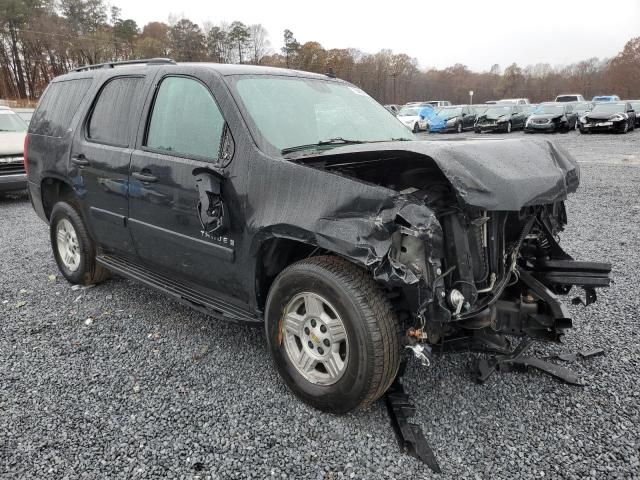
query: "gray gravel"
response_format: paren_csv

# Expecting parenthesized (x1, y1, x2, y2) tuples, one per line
(2, 130, 639, 479)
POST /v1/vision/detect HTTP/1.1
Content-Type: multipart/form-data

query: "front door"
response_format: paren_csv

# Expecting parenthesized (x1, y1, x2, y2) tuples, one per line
(128, 73, 241, 299)
(69, 75, 147, 254)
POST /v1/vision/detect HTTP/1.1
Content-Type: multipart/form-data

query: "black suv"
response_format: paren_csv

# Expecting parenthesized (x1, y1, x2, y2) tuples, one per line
(26, 59, 610, 414)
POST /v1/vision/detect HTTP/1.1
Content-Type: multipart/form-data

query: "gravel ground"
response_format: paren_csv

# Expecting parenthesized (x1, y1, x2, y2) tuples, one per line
(1, 130, 639, 479)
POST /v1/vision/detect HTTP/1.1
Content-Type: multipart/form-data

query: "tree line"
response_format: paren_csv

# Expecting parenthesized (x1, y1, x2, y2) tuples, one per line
(2, 0, 639, 104)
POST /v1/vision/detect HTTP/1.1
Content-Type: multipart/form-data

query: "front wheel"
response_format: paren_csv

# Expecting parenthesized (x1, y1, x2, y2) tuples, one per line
(506, 121, 512, 133)
(457, 122, 463, 133)
(412, 123, 419, 133)
(50, 200, 110, 285)
(265, 256, 400, 414)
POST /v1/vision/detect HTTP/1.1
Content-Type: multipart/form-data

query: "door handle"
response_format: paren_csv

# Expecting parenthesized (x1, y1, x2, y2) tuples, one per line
(132, 171, 158, 183)
(71, 154, 90, 166)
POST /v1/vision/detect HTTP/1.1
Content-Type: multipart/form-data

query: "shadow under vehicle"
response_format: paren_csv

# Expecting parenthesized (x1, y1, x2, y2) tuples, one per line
(25, 59, 611, 416)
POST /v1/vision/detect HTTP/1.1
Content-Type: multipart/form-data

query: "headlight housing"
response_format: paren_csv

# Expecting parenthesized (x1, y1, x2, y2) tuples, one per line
(497, 115, 508, 123)
(580, 116, 587, 123)
(610, 114, 626, 121)
(446, 117, 457, 125)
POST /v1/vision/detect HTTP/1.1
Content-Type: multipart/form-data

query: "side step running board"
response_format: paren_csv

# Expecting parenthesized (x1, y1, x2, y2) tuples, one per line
(96, 254, 261, 324)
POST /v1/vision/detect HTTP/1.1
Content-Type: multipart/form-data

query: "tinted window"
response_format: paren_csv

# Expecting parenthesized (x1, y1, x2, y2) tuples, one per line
(88, 77, 143, 147)
(30, 79, 92, 137)
(146, 76, 224, 159)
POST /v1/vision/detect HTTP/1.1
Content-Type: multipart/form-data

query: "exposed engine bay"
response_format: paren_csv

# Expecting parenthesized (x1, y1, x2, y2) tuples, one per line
(289, 142, 611, 350)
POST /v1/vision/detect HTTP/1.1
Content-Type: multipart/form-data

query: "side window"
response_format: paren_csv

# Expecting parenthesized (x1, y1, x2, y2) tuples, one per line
(30, 79, 92, 137)
(88, 77, 144, 147)
(146, 76, 225, 160)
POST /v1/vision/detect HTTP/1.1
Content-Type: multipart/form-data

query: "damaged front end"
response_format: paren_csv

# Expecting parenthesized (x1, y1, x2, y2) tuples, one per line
(288, 138, 611, 350)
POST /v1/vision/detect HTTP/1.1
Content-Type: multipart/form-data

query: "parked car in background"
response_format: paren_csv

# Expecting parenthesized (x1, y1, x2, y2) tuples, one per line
(524, 103, 578, 133)
(629, 100, 640, 127)
(396, 105, 429, 132)
(592, 95, 620, 102)
(496, 98, 530, 105)
(485, 100, 498, 104)
(0, 106, 28, 195)
(555, 94, 585, 102)
(474, 105, 527, 133)
(425, 100, 451, 108)
(569, 101, 594, 119)
(427, 105, 476, 133)
(579, 102, 636, 134)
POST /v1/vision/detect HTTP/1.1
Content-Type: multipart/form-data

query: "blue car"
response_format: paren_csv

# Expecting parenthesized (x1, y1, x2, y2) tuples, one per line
(427, 105, 476, 133)
(592, 95, 620, 102)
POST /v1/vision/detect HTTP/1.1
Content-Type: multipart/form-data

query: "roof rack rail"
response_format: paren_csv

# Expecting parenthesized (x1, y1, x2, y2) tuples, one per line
(73, 58, 176, 72)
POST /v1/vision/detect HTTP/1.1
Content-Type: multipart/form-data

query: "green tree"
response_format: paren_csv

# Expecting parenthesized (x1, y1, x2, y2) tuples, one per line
(170, 18, 205, 61)
(281, 29, 300, 68)
(228, 21, 250, 63)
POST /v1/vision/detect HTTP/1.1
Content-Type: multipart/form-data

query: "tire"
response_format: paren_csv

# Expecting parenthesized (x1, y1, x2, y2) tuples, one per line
(622, 122, 629, 134)
(50, 200, 110, 285)
(506, 121, 512, 133)
(412, 123, 419, 133)
(265, 255, 400, 414)
(457, 122, 463, 133)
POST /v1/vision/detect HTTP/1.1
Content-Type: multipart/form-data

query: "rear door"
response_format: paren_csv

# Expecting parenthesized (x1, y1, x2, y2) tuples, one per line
(128, 72, 241, 298)
(69, 75, 148, 254)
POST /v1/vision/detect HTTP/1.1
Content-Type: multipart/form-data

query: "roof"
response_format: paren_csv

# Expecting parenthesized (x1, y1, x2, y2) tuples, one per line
(58, 61, 341, 83)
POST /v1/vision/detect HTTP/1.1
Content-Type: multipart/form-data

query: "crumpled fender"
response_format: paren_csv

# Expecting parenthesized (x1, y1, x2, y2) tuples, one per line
(247, 155, 443, 287)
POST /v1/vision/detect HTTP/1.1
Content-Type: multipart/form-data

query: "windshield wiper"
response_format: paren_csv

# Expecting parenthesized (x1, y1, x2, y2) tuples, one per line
(281, 138, 366, 155)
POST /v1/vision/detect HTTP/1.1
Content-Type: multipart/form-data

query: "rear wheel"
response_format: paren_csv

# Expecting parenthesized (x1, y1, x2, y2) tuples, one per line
(265, 256, 400, 414)
(50, 201, 110, 285)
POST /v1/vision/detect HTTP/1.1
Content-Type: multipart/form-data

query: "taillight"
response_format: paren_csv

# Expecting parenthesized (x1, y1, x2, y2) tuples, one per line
(23, 134, 29, 175)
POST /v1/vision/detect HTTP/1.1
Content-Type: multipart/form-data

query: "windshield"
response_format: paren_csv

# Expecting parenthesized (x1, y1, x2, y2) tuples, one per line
(484, 106, 512, 116)
(573, 102, 591, 110)
(230, 76, 413, 153)
(556, 96, 578, 102)
(472, 105, 488, 115)
(591, 103, 625, 114)
(534, 105, 565, 115)
(398, 107, 420, 116)
(0, 110, 27, 132)
(436, 107, 462, 119)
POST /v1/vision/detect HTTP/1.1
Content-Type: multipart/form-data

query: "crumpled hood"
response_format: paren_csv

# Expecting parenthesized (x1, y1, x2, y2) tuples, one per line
(0, 132, 25, 155)
(477, 113, 510, 122)
(288, 137, 580, 211)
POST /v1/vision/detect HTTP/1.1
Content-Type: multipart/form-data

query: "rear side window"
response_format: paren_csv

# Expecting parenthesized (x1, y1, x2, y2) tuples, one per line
(88, 77, 144, 147)
(30, 79, 92, 137)
(145, 76, 225, 160)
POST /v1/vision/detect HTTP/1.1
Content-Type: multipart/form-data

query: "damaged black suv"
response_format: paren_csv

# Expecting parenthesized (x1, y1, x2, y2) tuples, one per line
(26, 60, 610, 414)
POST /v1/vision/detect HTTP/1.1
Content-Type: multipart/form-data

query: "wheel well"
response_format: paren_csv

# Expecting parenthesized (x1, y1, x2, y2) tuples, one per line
(40, 178, 74, 220)
(255, 237, 322, 311)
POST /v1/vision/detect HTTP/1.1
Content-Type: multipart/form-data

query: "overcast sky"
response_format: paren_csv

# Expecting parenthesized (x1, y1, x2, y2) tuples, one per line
(118, 0, 640, 71)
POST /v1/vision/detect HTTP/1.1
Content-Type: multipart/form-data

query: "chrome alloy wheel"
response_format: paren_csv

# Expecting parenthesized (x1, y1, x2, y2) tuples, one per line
(282, 292, 349, 385)
(56, 218, 81, 272)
